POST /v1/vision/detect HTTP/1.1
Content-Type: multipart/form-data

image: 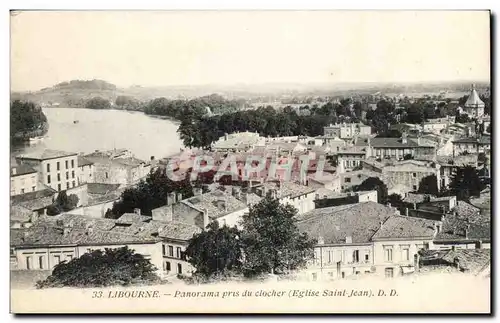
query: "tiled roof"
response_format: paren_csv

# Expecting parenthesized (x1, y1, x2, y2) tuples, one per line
(181, 190, 248, 219)
(370, 137, 420, 148)
(464, 87, 485, 108)
(10, 212, 200, 248)
(16, 149, 77, 160)
(11, 164, 37, 177)
(260, 181, 316, 199)
(11, 205, 33, 223)
(371, 215, 437, 240)
(11, 188, 56, 211)
(296, 202, 395, 244)
(435, 215, 490, 242)
(112, 157, 148, 167)
(77, 156, 94, 167)
(87, 183, 121, 195)
(115, 213, 152, 225)
(440, 249, 490, 273)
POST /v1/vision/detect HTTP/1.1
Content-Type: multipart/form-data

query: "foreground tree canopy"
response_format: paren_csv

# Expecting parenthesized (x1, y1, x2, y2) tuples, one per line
(36, 246, 160, 288)
(185, 196, 316, 280)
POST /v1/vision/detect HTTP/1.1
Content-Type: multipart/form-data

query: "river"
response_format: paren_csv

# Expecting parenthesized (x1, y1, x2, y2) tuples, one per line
(11, 108, 184, 161)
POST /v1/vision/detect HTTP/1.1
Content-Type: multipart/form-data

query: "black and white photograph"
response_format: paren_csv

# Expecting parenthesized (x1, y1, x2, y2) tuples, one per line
(8, 9, 491, 314)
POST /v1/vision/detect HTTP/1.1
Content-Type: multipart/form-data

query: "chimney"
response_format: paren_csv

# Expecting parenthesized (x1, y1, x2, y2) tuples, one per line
(261, 186, 267, 198)
(86, 226, 93, 235)
(315, 193, 320, 200)
(405, 207, 409, 216)
(168, 192, 177, 204)
(157, 227, 163, 236)
(177, 192, 183, 202)
(216, 198, 227, 212)
(414, 253, 420, 271)
(465, 225, 470, 239)
(413, 202, 417, 210)
(454, 257, 460, 270)
(202, 208, 210, 229)
(11, 167, 16, 175)
(224, 133, 229, 140)
(134, 208, 141, 215)
(401, 132, 408, 144)
(193, 187, 203, 197)
(345, 236, 353, 244)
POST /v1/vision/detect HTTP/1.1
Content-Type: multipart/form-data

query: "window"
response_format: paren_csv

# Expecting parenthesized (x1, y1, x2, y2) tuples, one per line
(168, 246, 174, 257)
(384, 246, 393, 262)
(365, 254, 370, 262)
(66, 182, 70, 189)
(345, 177, 351, 183)
(57, 162, 60, 171)
(412, 173, 416, 177)
(341, 272, 345, 279)
(71, 160, 75, 168)
(26, 256, 32, 270)
(177, 263, 183, 274)
(38, 256, 44, 269)
(58, 184, 61, 191)
(385, 267, 394, 278)
(413, 185, 417, 191)
(47, 175, 51, 184)
(72, 170, 75, 178)
(65, 160, 68, 169)
(57, 173, 60, 181)
(105, 172, 109, 179)
(165, 261, 171, 271)
(401, 245, 410, 261)
(32, 186, 36, 191)
(72, 181, 75, 188)
(21, 188, 25, 194)
(328, 250, 333, 263)
(66, 172, 69, 180)
(353, 250, 360, 263)
(47, 163, 51, 172)
(162, 245, 166, 256)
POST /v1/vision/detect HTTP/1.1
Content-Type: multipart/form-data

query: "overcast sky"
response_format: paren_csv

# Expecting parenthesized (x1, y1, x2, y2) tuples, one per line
(11, 11, 490, 92)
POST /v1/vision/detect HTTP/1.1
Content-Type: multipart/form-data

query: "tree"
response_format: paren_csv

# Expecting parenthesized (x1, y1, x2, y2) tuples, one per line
(418, 174, 439, 196)
(10, 100, 48, 140)
(46, 191, 79, 216)
(240, 196, 316, 277)
(386, 193, 405, 213)
(185, 221, 244, 278)
(36, 246, 160, 288)
(354, 177, 388, 204)
(448, 166, 484, 201)
(109, 167, 194, 218)
(85, 97, 111, 110)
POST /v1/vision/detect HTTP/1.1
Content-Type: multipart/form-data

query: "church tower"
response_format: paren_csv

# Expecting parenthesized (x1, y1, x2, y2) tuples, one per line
(463, 84, 485, 118)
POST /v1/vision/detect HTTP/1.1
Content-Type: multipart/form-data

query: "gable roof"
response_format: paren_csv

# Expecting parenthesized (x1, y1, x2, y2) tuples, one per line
(296, 202, 395, 244)
(371, 215, 437, 240)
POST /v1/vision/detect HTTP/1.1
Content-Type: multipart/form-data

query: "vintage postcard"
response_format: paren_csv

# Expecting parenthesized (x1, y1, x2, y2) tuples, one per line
(9, 10, 491, 314)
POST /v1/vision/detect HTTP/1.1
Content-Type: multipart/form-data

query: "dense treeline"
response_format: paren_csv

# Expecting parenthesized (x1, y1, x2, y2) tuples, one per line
(143, 94, 244, 119)
(177, 105, 357, 149)
(10, 100, 49, 140)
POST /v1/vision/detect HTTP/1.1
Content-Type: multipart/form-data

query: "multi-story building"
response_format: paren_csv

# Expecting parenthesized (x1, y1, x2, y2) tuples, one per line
(16, 149, 79, 192)
(364, 133, 436, 160)
(10, 165, 39, 196)
(323, 123, 372, 140)
(382, 159, 442, 193)
(452, 136, 491, 157)
(77, 156, 95, 185)
(83, 149, 151, 185)
(297, 202, 440, 280)
(10, 211, 200, 278)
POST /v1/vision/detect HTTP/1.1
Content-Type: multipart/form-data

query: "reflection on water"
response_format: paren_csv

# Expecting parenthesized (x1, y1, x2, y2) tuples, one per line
(11, 108, 184, 161)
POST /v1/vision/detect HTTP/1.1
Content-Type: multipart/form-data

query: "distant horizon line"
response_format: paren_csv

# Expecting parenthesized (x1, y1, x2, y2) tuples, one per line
(12, 78, 491, 94)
